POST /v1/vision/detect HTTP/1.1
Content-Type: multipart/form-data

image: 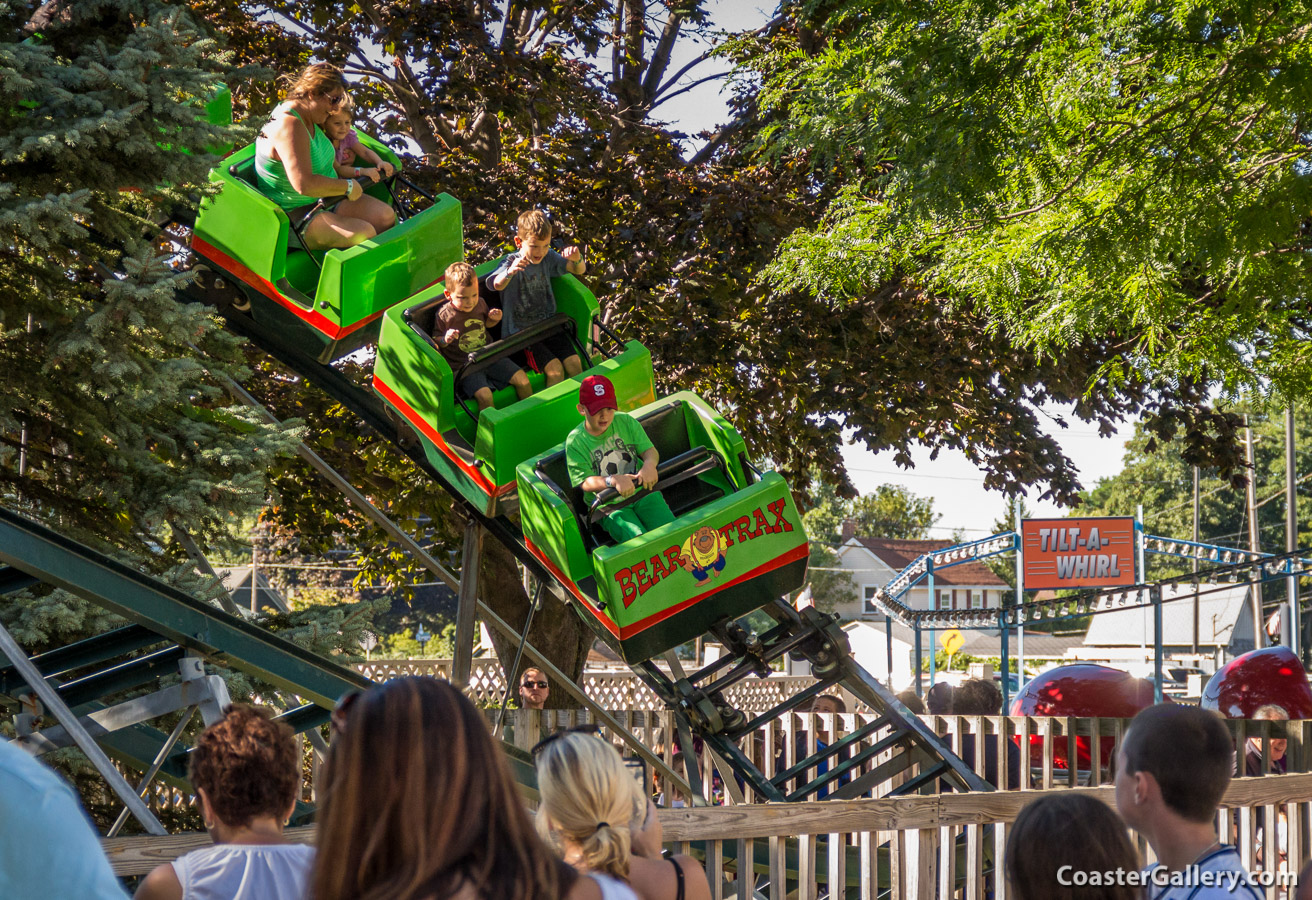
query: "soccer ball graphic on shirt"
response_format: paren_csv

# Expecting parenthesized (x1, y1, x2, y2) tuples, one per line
(593, 442, 638, 479)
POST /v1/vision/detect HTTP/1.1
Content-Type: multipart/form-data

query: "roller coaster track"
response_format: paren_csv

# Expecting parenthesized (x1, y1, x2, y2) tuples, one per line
(196, 274, 991, 801)
(0, 225, 987, 843)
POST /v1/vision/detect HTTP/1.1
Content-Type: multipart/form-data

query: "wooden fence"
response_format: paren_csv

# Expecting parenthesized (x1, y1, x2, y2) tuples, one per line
(133, 711, 1312, 813)
(494, 711, 1312, 804)
(355, 659, 820, 710)
(103, 773, 1312, 899)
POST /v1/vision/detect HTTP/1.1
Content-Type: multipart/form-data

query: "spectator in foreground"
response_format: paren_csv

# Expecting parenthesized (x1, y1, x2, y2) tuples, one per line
(520, 667, 550, 710)
(135, 704, 311, 900)
(312, 676, 610, 900)
(0, 738, 127, 899)
(1115, 704, 1263, 900)
(1244, 703, 1289, 776)
(535, 731, 710, 900)
(1005, 793, 1140, 900)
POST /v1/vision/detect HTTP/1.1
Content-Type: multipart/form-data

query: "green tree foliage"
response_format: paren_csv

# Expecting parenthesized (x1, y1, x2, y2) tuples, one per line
(0, 1, 302, 651)
(797, 473, 938, 613)
(742, 0, 1311, 493)
(1081, 400, 1312, 582)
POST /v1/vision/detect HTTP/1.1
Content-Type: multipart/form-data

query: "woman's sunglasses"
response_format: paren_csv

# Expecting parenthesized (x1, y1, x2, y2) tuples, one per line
(530, 724, 601, 758)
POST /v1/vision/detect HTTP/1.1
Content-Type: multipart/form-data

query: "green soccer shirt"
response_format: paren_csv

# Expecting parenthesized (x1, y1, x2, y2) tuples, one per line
(565, 412, 653, 498)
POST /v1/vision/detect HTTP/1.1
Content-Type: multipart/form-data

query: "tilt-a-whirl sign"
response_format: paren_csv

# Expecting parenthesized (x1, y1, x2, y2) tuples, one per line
(1020, 517, 1137, 590)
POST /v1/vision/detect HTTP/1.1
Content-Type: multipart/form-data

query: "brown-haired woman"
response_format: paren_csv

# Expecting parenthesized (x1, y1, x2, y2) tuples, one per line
(312, 676, 616, 900)
(1005, 793, 1142, 900)
(134, 704, 311, 900)
(255, 62, 395, 249)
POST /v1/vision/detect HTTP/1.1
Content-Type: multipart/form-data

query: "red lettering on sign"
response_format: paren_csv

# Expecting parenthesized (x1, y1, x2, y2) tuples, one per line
(767, 499, 794, 533)
(664, 545, 683, 574)
(632, 560, 650, 594)
(648, 553, 666, 587)
(718, 523, 736, 548)
(615, 568, 637, 607)
(751, 507, 769, 538)
(733, 515, 752, 544)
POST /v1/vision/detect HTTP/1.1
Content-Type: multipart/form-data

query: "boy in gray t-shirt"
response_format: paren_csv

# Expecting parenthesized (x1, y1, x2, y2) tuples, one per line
(487, 209, 587, 387)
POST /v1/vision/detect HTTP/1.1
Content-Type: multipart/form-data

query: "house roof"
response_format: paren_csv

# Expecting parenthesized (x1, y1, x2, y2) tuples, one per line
(851, 538, 1009, 587)
(1082, 583, 1253, 648)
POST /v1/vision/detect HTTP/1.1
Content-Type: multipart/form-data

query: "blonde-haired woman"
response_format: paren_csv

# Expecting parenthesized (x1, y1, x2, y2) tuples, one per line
(535, 732, 711, 900)
(255, 62, 395, 249)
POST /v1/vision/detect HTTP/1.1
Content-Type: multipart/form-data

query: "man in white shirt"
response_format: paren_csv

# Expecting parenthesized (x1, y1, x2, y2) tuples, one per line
(1115, 704, 1264, 900)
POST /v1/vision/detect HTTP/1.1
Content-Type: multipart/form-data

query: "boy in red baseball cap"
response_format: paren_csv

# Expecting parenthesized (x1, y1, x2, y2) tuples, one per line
(566, 374, 675, 542)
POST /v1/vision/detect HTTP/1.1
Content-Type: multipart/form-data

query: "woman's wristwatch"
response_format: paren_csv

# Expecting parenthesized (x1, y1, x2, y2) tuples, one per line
(344, 178, 357, 196)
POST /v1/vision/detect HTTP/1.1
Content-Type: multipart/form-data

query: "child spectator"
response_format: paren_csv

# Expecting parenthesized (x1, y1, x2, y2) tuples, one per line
(134, 704, 312, 900)
(488, 209, 587, 387)
(567, 375, 673, 543)
(323, 106, 395, 184)
(1005, 793, 1140, 900)
(435, 261, 531, 411)
(1116, 704, 1264, 900)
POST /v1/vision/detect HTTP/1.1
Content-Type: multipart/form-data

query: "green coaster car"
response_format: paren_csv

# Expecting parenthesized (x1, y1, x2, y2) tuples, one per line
(190, 137, 810, 661)
(373, 259, 657, 515)
(191, 137, 461, 363)
(516, 393, 810, 663)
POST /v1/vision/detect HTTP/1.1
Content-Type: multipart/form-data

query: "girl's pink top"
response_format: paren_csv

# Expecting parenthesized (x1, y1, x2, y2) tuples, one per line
(335, 128, 361, 164)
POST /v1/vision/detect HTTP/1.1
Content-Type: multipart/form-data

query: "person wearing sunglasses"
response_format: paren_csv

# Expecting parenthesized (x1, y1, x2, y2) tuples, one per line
(519, 668, 550, 710)
(134, 704, 311, 900)
(313, 677, 619, 900)
(255, 62, 396, 249)
(535, 732, 711, 900)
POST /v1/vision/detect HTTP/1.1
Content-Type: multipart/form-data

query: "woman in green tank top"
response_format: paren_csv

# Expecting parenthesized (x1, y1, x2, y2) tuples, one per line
(254, 63, 396, 250)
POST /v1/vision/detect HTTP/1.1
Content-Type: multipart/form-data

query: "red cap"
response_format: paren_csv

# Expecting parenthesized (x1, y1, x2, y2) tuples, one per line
(579, 375, 617, 414)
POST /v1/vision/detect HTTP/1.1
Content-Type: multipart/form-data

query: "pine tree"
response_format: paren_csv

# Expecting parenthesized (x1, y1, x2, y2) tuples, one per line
(0, 1, 302, 650)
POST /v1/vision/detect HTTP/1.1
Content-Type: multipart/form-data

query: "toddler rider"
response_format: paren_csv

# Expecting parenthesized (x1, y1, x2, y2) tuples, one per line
(434, 262, 531, 411)
(324, 107, 395, 185)
(566, 375, 674, 543)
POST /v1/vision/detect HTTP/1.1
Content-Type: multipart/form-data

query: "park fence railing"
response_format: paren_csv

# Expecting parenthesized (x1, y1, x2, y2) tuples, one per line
(131, 712, 1312, 814)
(106, 773, 1312, 900)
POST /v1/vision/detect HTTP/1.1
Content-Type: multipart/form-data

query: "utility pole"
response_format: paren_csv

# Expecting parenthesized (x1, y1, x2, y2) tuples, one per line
(1287, 405, 1300, 660)
(1192, 465, 1200, 655)
(1245, 419, 1262, 646)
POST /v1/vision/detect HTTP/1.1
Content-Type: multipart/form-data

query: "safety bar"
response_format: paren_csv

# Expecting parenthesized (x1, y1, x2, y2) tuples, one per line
(586, 445, 725, 525)
(450, 315, 589, 421)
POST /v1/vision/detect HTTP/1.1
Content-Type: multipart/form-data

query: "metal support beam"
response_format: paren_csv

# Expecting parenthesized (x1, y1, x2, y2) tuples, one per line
(0, 565, 39, 596)
(1287, 406, 1301, 661)
(0, 507, 370, 707)
(0, 625, 161, 694)
(106, 707, 195, 838)
(453, 519, 483, 688)
(16, 675, 228, 755)
(1153, 586, 1164, 703)
(0, 619, 167, 835)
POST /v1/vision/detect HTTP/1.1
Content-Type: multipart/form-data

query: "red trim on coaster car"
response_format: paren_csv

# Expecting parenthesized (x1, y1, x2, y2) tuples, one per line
(621, 543, 809, 638)
(192, 236, 384, 340)
(525, 539, 809, 641)
(371, 375, 515, 498)
(525, 539, 621, 637)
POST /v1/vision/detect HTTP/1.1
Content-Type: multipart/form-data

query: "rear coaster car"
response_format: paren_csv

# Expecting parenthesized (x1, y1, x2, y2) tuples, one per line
(191, 139, 462, 363)
(517, 393, 809, 662)
(372, 259, 656, 515)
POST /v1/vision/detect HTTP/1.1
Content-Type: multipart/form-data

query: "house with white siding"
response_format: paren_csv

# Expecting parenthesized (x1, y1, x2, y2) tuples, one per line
(831, 529, 1012, 621)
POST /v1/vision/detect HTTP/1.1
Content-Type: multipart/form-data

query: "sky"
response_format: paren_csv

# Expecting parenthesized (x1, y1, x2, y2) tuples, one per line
(654, 1, 1139, 539)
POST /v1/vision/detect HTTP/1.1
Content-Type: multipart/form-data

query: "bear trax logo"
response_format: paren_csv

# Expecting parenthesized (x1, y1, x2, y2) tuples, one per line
(613, 498, 794, 608)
